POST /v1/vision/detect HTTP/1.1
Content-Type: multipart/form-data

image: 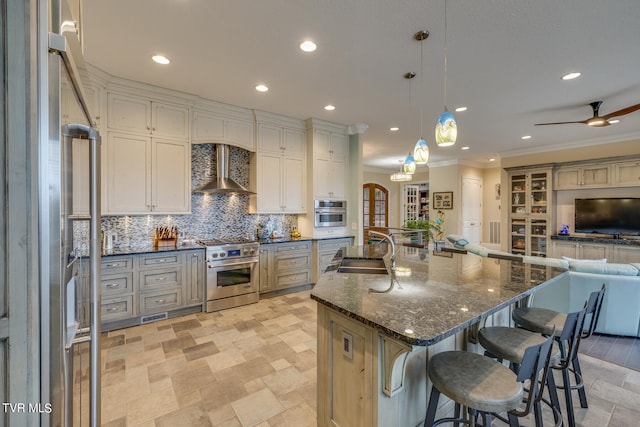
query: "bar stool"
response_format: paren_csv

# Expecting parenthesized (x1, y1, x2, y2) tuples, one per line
(478, 309, 587, 427)
(424, 333, 554, 427)
(512, 285, 605, 421)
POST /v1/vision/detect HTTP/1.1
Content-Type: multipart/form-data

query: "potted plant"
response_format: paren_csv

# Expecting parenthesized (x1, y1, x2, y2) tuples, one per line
(403, 219, 441, 246)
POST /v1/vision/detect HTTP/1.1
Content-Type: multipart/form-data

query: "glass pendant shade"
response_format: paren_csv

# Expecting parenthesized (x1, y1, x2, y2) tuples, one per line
(390, 172, 412, 182)
(435, 110, 457, 147)
(403, 153, 416, 174)
(413, 138, 429, 164)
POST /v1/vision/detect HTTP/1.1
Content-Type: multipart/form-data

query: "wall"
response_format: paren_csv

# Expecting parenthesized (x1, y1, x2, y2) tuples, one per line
(482, 167, 502, 244)
(76, 144, 297, 252)
(427, 164, 460, 236)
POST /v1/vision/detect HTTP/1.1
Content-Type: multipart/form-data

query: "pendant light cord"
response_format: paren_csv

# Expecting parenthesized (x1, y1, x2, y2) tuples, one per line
(443, 0, 448, 109)
(420, 36, 424, 137)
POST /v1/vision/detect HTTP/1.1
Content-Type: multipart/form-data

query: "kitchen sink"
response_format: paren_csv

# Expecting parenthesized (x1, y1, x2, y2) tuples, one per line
(337, 258, 388, 275)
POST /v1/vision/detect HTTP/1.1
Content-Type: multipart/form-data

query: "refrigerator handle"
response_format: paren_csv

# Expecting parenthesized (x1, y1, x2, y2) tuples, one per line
(62, 124, 101, 427)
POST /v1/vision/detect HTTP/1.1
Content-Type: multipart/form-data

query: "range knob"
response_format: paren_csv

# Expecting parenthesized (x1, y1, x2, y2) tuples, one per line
(249, 248, 256, 255)
(211, 253, 218, 258)
(219, 252, 226, 257)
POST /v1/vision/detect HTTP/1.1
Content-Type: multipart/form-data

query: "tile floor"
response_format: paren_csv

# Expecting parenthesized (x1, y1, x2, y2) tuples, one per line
(100, 291, 640, 426)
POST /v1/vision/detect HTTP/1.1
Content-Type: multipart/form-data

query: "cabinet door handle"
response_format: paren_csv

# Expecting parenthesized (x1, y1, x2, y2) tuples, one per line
(106, 283, 120, 289)
(106, 306, 119, 312)
(155, 299, 166, 304)
(156, 259, 166, 263)
(155, 277, 166, 281)
(105, 263, 119, 268)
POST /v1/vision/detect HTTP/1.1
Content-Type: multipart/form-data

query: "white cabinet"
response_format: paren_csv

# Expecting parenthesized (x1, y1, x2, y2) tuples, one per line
(104, 133, 191, 215)
(508, 168, 553, 257)
(614, 160, 640, 187)
(554, 164, 610, 190)
(191, 109, 255, 151)
(309, 122, 348, 200)
(250, 115, 307, 213)
(107, 93, 189, 139)
(551, 240, 608, 260)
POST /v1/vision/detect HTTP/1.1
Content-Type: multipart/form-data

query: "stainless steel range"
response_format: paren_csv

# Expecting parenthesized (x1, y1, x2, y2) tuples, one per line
(197, 238, 259, 312)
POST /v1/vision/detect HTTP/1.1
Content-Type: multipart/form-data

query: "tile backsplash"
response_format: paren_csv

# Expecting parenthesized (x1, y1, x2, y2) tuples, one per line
(74, 144, 297, 252)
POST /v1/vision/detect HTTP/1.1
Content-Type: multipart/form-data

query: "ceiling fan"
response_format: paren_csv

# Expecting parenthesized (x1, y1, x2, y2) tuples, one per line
(535, 100, 640, 127)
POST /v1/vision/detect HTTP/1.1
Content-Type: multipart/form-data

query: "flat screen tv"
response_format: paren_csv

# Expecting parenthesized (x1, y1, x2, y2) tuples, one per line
(574, 198, 640, 236)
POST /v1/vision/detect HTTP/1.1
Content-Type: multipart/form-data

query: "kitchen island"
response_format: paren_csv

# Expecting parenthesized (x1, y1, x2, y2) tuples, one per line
(310, 244, 567, 427)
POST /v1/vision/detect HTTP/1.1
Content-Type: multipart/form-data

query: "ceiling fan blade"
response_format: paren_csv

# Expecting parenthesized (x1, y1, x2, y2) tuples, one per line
(534, 120, 588, 126)
(601, 103, 640, 120)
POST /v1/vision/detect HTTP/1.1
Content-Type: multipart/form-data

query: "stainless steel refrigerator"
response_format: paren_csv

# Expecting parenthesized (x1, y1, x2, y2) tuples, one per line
(43, 0, 102, 425)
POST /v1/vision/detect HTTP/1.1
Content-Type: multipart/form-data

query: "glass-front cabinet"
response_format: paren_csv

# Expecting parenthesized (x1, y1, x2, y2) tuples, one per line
(508, 168, 553, 257)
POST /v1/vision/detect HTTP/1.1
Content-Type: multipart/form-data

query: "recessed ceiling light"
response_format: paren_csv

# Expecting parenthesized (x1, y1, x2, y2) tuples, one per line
(489, 158, 496, 162)
(454, 106, 468, 112)
(324, 104, 335, 111)
(521, 135, 532, 140)
(461, 146, 470, 150)
(152, 55, 170, 65)
(255, 84, 269, 92)
(561, 72, 581, 80)
(389, 127, 399, 131)
(608, 119, 620, 124)
(299, 40, 317, 52)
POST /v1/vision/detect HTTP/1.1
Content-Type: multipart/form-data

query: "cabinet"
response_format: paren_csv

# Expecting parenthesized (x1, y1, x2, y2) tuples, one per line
(250, 118, 307, 213)
(96, 249, 204, 331)
(107, 93, 190, 139)
(259, 241, 313, 294)
(104, 132, 191, 214)
(191, 109, 255, 151)
(554, 164, 610, 190)
(307, 119, 349, 200)
(614, 160, 640, 187)
(551, 240, 640, 263)
(61, 82, 101, 127)
(508, 168, 553, 257)
(314, 237, 354, 282)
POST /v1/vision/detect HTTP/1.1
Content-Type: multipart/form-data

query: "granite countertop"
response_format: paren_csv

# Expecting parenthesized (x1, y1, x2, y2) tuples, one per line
(101, 242, 204, 257)
(310, 245, 568, 347)
(551, 234, 640, 246)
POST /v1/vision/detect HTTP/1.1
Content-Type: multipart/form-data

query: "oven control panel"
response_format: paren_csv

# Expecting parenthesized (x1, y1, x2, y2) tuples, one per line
(206, 243, 259, 262)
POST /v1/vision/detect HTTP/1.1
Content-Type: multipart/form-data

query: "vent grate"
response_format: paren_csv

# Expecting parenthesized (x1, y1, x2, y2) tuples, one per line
(140, 312, 168, 324)
(489, 221, 501, 244)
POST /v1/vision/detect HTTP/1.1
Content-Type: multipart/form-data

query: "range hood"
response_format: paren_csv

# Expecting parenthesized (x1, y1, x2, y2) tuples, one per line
(195, 144, 255, 194)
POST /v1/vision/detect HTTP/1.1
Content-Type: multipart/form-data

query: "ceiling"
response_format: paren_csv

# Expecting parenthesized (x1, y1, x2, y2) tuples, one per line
(81, 0, 640, 171)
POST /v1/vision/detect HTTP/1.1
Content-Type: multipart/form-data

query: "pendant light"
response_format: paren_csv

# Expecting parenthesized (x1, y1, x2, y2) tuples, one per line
(435, 0, 457, 147)
(390, 160, 412, 182)
(403, 152, 416, 174)
(413, 30, 430, 164)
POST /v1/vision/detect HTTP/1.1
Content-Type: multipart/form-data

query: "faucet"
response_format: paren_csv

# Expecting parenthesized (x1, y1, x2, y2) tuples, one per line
(368, 230, 397, 268)
(367, 231, 400, 294)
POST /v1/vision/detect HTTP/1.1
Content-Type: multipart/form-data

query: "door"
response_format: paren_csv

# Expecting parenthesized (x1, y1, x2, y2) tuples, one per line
(363, 183, 388, 242)
(462, 176, 482, 244)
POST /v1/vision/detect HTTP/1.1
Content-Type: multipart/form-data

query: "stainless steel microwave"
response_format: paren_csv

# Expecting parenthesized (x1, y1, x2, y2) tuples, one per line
(314, 200, 347, 227)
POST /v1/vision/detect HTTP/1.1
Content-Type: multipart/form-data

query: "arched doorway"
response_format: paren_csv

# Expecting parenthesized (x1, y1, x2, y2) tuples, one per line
(363, 183, 389, 242)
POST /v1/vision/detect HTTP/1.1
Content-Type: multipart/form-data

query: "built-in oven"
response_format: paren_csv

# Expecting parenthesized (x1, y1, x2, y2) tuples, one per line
(314, 199, 347, 227)
(197, 239, 259, 312)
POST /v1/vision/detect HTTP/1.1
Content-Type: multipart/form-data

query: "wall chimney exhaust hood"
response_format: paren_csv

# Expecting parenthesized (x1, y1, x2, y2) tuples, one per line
(195, 144, 255, 194)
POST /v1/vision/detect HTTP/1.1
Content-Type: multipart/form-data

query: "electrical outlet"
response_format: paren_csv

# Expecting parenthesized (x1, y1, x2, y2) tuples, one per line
(351, 222, 357, 230)
(342, 330, 354, 360)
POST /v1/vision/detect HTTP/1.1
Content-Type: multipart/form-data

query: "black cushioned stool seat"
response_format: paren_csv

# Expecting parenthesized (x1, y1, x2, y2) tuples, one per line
(425, 334, 554, 427)
(428, 351, 523, 413)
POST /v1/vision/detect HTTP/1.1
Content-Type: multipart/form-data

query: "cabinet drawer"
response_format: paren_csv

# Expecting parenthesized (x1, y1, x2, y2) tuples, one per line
(274, 241, 312, 253)
(139, 289, 182, 314)
(139, 267, 183, 292)
(318, 238, 352, 251)
(274, 269, 312, 289)
(101, 296, 134, 322)
(101, 256, 133, 272)
(274, 254, 311, 270)
(101, 273, 133, 296)
(138, 253, 181, 268)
